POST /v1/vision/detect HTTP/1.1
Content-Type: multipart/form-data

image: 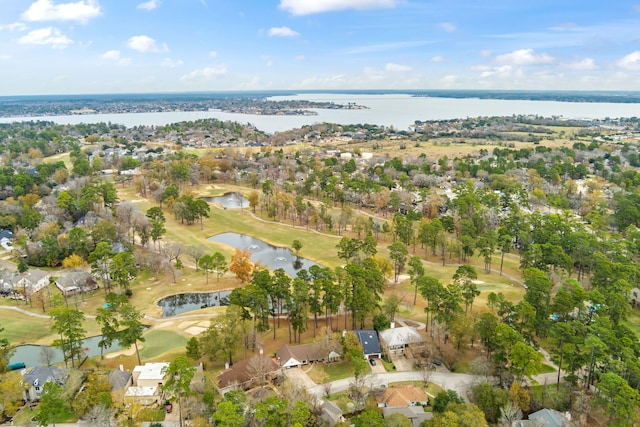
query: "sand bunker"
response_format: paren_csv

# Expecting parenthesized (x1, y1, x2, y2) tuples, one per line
(178, 321, 196, 330)
(156, 321, 174, 329)
(105, 345, 138, 359)
(185, 326, 207, 336)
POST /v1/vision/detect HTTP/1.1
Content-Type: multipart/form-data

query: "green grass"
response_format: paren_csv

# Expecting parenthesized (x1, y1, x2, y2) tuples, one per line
(0, 310, 53, 345)
(307, 361, 355, 384)
(13, 405, 78, 425)
(140, 329, 188, 359)
(138, 408, 166, 422)
(537, 363, 557, 374)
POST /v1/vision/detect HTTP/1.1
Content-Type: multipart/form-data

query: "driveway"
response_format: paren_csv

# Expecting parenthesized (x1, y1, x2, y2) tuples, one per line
(284, 367, 317, 389)
(369, 358, 386, 373)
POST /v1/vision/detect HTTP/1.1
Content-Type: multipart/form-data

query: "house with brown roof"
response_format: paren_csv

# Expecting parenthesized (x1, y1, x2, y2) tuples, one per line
(276, 342, 341, 369)
(217, 354, 281, 393)
(377, 385, 429, 408)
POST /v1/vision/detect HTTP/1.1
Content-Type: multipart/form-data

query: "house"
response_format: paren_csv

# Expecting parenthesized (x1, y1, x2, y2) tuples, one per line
(217, 354, 280, 392)
(276, 342, 341, 369)
(109, 365, 133, 390)
(377, 385, 429, 408)
(124, 362, 170, 406)
(382, 406, 433, 427)
(55, 271, 98, 296)
(354, 330, 382, 359)
(320, 400, 345, 425)
(520, 409, 570, 427)
(0, 229, 14, 251)
(14, 269, 50, 295)
(22, 366, 67, 401)
(0, 270, 17, 295)
(379, 326, 425, 355)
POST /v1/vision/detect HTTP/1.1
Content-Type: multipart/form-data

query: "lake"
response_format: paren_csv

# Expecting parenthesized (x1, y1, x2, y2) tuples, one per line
(207, 232, 318, 277)
(2, 93, 639, 133)
(157, 290, 230, 317)
(200, 192, 249, 209)
(9, 334, 124, 368)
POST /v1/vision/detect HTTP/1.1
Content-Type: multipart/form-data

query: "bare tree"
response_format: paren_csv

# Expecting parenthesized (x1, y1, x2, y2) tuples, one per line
(160, 242, 184, 283)
(246, 354, 275, 389)
(38, 346, 57, 367)
(187, 244, 206, 271)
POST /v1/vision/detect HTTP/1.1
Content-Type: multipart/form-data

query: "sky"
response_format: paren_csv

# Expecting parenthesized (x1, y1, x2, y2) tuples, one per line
(1, 0, 640, 95)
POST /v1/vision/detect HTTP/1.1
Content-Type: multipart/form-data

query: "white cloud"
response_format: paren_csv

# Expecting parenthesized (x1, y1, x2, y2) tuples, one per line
(137, 0, 160, 11)
(127, 35, 167, 53)
(209, 51, 218, 58)
(295, 55, 305, 61)
(268, 26, 299, 37)
(180, 65, 227, 82)
(342, 40, 430, 55)
(18, 26, 73, 48)
(439, 22, 456, 33)
(564, 58, 597, 70)
(161, 58, 183, 67)
(279, 0, 401, 16)
(431, 55, 445, 63)
(22, 0, 101, 24)
(0, 22, 27, 32)
(101, 50, 121, 60)
(385, 63, 411, 72)
(441, 75, 459, 84)
(480, 65, 513, 78)
(496, 49, 554, 66)
(101, 49, 131, 65)
(0, 55, 10, 61)
(479, 50, 492, 57)
(617, 51, 640, 71)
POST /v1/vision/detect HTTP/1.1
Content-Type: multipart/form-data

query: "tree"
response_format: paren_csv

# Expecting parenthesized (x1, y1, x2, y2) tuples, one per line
(453, 265, 479, 314)
(89, 241, 114, 292)
(50, 306, 85, 368)
(198, 254, 215, 284)
(388, 241, 409, 283)
(292, 239, 303, 256)
(408, 255, 425, 305)
(95, 301, 120, 359)
(212, 400, 245, 427)
(432, 390, 465, 413)
(36, 381, 65, 427)
(595, 372, 640, 427)
(185, 337, 201, 360)
(118, 303, 146, 365)
(212, 252, 228, 282)
(163, 356, 196, 427)
(199, 305, 245, 366)
(229, 248, 253, 283)
(110, 251, 138, 293)
(254, 396, 288, 427)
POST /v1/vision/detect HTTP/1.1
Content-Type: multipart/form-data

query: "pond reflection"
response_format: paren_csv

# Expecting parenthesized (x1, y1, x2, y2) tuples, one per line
(157, 291, 230, 317)
(207, 232, 318, 277)
(200, 192, 248, 209)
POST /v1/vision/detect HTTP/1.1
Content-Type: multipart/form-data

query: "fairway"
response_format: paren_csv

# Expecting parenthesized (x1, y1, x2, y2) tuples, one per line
(139, 329, 188, 359)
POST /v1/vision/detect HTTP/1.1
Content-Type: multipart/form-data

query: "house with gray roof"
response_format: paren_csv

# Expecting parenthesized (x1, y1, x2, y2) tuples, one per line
(14, 269, 50, 295)
(55, 271, 98, 296)
(109, 365, 133, 390)
(21, 366, 67, 401)
(354, 330, 382, 359)
(379, 325, 424, 355)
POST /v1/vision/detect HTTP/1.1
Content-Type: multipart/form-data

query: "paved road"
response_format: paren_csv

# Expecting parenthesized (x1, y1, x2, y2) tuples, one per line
(302, 369, 562, 402)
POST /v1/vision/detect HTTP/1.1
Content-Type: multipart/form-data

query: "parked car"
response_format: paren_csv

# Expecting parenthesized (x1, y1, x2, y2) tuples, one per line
(166, 403, 173, 413)
(433, 359, 442, 366)
(369, 358, 376, 366)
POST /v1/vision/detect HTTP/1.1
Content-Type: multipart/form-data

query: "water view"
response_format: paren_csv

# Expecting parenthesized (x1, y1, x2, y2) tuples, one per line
(156, 291, 231, 317)
(2, 93, 639, 133)
(9, 335, 124, 368)
(200, 192, 249, 209)
(207, 232, 318, 277)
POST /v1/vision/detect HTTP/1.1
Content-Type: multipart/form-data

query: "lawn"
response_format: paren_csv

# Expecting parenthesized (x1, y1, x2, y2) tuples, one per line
(139, 329, 188, 360)
(307, 361, 357, 384)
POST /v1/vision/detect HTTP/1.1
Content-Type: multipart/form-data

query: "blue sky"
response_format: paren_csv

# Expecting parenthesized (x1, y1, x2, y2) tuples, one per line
(1, 0, 640, 95)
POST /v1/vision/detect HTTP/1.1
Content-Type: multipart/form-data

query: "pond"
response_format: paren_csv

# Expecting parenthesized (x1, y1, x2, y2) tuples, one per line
(200, 192, 248, 209)
(207, 232, 318, 277)
(156, 290, 231, 317)
(9, 334, 124, 368)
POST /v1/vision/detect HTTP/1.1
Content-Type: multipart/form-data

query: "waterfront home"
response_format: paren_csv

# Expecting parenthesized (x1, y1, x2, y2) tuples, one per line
(22, 366, 67, 401)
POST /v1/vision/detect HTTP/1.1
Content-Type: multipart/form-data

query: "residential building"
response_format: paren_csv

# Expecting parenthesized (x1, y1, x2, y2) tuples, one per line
(124, 362, 170, 406)
(55, 271, 99, 296)
(217, 354, 280, 393)
(22, 366, 67, 401)
(354, 329, 382, 359)
(379, 325, 425, 355)
(276, 342, 341, 369)
(377, 385, 429, 408)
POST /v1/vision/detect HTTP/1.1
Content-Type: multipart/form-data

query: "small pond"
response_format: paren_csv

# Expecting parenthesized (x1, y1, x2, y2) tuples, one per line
(207, 232, 318, 277)
(200, 192, 249, 209)
(9, 335, 124, 368)
(156, 290, 231, 317)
